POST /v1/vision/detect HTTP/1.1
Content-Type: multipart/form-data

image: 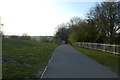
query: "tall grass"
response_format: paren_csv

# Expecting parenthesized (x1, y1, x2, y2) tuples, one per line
(74, 45, 119, 76)
(2, 39, 58, 78)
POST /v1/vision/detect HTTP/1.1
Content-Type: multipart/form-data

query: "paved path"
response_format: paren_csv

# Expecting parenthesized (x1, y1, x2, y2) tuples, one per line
(42, 44, 118, 78)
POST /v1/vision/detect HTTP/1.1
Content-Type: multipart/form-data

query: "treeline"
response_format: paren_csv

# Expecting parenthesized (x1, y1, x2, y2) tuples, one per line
(3, 33, 31, 40)
(3, 35, 56, 43)
(55, 1, 120, 44)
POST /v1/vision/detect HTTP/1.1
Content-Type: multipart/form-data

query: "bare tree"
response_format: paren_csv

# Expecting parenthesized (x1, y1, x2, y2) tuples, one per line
(20, 33, 31, 40)
(55, 23, 69, 44)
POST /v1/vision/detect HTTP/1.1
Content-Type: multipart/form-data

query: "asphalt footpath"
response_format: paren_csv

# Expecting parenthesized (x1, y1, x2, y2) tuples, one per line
(42, 44, 118, 78)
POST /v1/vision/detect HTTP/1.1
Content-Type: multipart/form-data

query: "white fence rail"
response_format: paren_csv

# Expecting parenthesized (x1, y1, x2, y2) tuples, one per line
(74, 42, 120, 55)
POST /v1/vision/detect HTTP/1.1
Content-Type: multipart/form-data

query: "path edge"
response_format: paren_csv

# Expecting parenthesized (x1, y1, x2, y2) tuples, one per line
(40, 46, 58, 78)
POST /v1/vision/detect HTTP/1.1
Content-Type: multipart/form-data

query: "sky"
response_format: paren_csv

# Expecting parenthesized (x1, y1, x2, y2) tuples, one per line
(0, 0, 105, 36)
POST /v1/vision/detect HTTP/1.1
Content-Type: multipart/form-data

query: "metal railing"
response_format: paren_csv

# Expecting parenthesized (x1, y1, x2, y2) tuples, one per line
(74, 42, 120, 55)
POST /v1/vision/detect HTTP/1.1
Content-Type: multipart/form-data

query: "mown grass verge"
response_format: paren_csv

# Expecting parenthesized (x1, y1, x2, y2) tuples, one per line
(2, 39, 58, 78)
(73, 45, 120, 76)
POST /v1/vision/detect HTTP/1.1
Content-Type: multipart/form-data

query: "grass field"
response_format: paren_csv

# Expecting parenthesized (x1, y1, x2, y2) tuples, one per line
(74, 45, 119, 76)
(2, 39, 58, 78)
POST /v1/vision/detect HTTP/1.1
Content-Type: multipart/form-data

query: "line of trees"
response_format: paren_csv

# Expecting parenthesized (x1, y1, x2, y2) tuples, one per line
(3, 33, 31, 40)
(55, 1, 120, 44)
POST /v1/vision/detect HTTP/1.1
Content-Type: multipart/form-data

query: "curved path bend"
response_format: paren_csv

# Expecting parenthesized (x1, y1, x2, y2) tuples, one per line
(42, 44, 118, 78)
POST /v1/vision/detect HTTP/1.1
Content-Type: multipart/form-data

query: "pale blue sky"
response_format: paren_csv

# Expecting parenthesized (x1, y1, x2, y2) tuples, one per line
(52, 2, 97, 18)
(0, 0, 100, 36)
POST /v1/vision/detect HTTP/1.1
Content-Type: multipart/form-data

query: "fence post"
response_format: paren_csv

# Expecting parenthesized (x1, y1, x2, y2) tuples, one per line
(81, 42, 84, 48)
(79, 42, 80, 47)
(118, 45, 119, 55)
(103, 44, 105, 51)
(113, 44, 115, 54)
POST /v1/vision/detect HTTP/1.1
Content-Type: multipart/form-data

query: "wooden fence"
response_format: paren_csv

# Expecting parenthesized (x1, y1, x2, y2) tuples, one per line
(74, 42, 120, 55)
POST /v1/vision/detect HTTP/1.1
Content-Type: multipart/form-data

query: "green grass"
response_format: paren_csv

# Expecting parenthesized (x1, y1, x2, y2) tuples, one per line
(2, 39, 58, 78)
(73, 45, 119, 75)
